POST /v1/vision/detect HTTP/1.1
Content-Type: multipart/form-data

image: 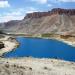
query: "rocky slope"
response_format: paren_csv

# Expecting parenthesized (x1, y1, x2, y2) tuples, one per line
(0, 8, 75, 35)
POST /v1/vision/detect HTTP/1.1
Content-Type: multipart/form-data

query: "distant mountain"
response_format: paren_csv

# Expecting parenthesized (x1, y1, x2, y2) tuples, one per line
(0, 8, 75, 35)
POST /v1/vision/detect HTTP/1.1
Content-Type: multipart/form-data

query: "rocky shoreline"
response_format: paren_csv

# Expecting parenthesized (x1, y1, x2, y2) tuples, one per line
(0, 36, 19, 56)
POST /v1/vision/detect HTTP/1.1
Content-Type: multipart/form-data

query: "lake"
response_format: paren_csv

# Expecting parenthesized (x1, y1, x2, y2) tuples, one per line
(4, 37, 75, 61)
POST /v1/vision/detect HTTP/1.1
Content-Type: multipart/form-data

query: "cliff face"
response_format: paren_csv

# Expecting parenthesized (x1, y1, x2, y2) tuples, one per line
(0, 8, 75, 35)
(24, 8, 75, 18)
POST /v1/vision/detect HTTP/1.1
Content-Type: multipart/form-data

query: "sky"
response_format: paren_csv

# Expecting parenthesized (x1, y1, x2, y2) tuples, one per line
(0, 0, 75, 23)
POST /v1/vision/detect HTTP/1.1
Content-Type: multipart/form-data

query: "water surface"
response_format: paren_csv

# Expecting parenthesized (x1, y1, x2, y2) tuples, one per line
(4, 37, 75, 61)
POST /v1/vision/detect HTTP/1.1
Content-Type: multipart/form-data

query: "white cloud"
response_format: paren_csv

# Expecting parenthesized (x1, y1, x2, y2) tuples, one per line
(47, 4, 52, 7)
(25, 7, 38, 13)
(0, 15, 24, 23)
(0, 0, 10, 8)
(0, 7, 38, 23)
(0, 8, 25, 23)
(31, 0, 47, 4)
(57, 0, 75, 2)
(7, 8, 25, 16)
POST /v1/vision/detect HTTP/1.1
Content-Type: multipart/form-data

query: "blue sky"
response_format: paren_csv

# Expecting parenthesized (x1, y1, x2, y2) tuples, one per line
(0, 0, 75, 22)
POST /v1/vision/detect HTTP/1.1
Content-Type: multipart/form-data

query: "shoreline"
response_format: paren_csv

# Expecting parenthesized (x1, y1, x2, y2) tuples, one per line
(28, 36, 75, 47)
(5, 33, 75, 47)
(0, 36, 19, 56)
(0, 35, 75, 75)
(0, 35, 75, 57)
(42, 37, 75, 47)
(18, 36, 75, 47)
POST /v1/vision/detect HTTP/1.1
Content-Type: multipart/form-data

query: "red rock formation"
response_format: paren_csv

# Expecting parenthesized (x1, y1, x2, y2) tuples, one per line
(24, 8, 75, 19)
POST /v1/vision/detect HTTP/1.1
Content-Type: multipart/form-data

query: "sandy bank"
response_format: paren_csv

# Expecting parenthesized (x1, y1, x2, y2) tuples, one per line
(0, 57, 75, 75)
(0, 36, 19, 56)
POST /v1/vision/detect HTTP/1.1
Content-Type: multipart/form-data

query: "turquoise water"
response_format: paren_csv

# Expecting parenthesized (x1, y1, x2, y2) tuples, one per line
(4, 37, 75, 61)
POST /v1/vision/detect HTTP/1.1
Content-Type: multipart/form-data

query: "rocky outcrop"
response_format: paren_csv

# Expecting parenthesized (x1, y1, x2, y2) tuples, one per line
(0, 42, 4, 49)
(25, 8, 75, 18)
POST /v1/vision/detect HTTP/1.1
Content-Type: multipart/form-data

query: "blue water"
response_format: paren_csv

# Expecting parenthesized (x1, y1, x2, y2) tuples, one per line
(4, 37, 75, 61)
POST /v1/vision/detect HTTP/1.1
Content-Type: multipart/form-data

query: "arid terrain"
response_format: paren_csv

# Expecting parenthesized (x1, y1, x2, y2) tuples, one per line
(0, 8, 75, 75)
(0, 35, 18, 56)
(0, 57, 75, 75)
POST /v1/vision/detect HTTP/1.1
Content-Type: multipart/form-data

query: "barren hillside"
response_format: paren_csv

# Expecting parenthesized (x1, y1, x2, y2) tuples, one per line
(0, 8, 75, 35)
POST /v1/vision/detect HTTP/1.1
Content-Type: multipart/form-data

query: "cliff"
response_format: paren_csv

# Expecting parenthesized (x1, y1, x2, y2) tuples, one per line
(0, 8, 75, 35)
(24, 8, 75, 18)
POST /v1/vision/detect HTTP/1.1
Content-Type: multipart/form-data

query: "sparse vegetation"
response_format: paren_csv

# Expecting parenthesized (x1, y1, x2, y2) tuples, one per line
(42, 33, 54, 37)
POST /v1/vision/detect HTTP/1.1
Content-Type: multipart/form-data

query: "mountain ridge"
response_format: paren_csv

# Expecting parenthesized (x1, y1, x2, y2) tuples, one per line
(0, 8, 75, 35)
(24, 8, 75, 19)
